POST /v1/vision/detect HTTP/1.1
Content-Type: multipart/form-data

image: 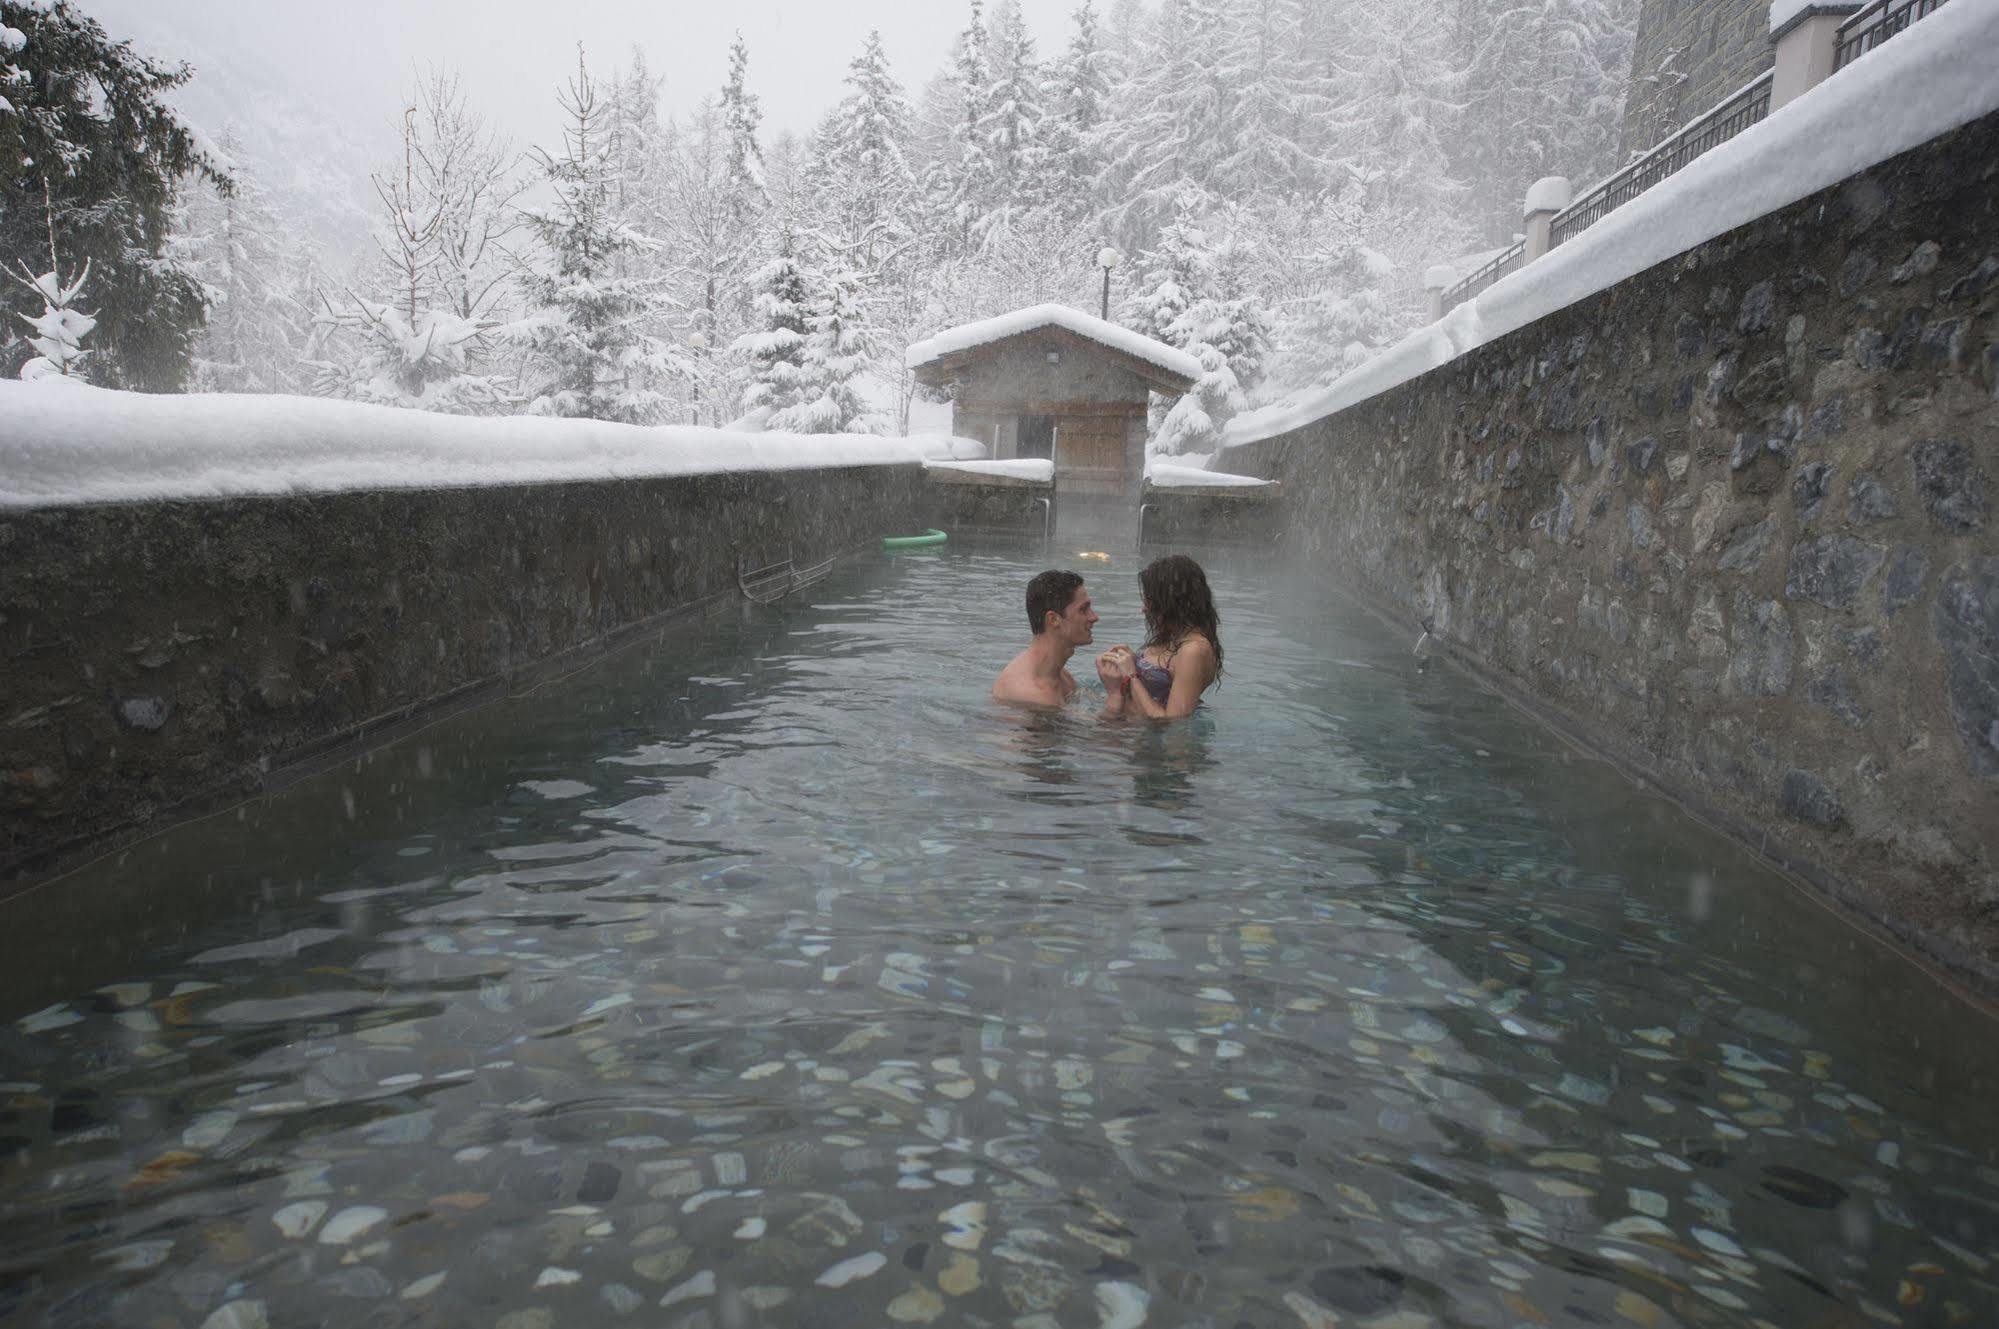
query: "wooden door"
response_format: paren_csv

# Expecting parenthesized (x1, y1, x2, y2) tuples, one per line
(1055, 417, 1126, 493)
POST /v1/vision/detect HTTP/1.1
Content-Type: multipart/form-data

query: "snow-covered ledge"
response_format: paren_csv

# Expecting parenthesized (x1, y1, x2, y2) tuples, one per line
(922, 458, 1054, 487)
(1144, 463, 1278, 499)
(2, 386, 957, 879)
(0, 384, 983, 508)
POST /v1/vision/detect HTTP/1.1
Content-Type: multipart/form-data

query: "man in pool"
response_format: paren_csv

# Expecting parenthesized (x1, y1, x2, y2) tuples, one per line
(992, 569, 1101, 706)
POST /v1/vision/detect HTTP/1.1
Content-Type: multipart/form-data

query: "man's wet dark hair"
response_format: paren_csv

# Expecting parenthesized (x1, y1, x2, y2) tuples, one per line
(1025, 569, 1084, 634)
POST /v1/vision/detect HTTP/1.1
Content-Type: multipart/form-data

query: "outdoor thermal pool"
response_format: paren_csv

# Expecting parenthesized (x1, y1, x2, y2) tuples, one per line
(1, 544, 1995, 1329)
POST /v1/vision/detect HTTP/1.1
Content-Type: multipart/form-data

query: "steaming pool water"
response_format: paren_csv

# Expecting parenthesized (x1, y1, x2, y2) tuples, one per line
(2, 544, 1995, 1328)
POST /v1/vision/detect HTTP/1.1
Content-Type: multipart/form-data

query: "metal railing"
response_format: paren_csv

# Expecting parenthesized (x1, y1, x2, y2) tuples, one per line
(1437, 69, 1772, 315)
(736, 548, 834, 605)
(1835, 0, 1950, 70)
(1440, 243, 1526, 312)
(1550, 69, 1772, 248)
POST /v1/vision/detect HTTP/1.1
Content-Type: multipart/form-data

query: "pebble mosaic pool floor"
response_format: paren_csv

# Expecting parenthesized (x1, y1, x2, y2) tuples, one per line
(1, 547, 1994, 1328)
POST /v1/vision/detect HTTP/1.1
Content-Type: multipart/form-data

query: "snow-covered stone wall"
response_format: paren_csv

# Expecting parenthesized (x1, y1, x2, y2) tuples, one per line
(0, 464, 927, 877)
(1217, 108, 1999, 993)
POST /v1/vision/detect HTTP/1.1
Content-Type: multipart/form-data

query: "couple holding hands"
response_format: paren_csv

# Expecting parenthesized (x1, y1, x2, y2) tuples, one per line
(992, 554, 1223, 721)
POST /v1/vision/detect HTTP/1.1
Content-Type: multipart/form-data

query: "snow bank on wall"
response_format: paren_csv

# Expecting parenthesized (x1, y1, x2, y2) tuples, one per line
(0, 382, 986, 509)
(1145, 464, 1274, 489)
(905, 303, 1203, 382)
(924, 458, 1055, 482)
(1226, 0, 1999, 448)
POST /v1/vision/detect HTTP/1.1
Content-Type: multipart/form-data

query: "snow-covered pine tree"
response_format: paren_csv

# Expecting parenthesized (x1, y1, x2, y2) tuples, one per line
(732, 224, 812, 425)
(172, 129, 317, 394)
(1215, 0, 1335, 201)
(1095, 0, 1233, 244)
(603, 49, 698, 421)
(516, 47, 672, 423)
(1446, 0, 1638, 243)
(1128, 195, 1268, 456)
(942, 0, 998, 241)
(1, 0, 218, 388)
(1039, 0, 1116, 224)
(1256, 181, 1397, 392)
(771, 259, 886, 435)
(814, 31, 917, 273)
(11, 254, 94, 381)
(975, 0, 1050, 228)
(719, 34, 766, 232)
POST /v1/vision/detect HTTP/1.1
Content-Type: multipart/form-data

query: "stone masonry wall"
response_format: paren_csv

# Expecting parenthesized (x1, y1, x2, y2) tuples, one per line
(1623, 0, 1772, 157)
(1217, 110, 1999, 990)
(0, 465, 925, 882)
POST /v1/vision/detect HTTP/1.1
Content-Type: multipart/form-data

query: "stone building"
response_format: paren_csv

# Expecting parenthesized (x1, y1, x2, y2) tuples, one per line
(906, 305, 1198, 506)
(1623, 0, 1771, 153)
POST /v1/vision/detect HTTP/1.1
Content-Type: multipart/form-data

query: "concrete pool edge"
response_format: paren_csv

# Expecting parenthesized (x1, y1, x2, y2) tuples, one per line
(0, 465, 928, 891)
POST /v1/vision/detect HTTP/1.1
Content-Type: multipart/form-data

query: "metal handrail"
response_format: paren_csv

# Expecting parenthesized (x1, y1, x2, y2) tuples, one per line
(1835, 0, 1950, 70)
(737, 547, 833, 605)
(1438, 68, 1772, 317)
(1032, 496, 1052, 550)
(1550, 69, 1773, 248)
(1440, 243, 1526, 312)
(1135, 502, 1154, 552)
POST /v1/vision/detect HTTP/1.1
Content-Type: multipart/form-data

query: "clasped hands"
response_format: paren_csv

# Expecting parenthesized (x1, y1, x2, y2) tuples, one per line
(1095, 644, 1138, 693)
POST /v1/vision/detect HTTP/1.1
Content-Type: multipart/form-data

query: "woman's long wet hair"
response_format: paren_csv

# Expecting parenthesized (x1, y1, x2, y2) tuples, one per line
(1140, 554, 1222, 679)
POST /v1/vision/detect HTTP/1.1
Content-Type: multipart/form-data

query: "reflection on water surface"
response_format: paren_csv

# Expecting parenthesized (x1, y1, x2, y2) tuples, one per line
(1, 548, 1994, 1327)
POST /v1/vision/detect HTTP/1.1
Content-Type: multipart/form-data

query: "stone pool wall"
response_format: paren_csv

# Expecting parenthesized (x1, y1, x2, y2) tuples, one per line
(1218, 109, 1999, 989)
(0, 465, 925, 882)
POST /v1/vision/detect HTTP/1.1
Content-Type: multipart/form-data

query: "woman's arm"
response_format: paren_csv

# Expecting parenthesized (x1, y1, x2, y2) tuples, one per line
(1123, 637, 1216, 721)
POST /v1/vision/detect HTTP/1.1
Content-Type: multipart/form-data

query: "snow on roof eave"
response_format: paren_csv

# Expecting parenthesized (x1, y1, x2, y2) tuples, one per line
(905, 303, 1202, 387)
(1221, 0, 1999, 453)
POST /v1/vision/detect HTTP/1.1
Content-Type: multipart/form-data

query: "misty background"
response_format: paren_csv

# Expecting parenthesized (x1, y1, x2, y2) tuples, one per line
(4, 0, 1641, 451)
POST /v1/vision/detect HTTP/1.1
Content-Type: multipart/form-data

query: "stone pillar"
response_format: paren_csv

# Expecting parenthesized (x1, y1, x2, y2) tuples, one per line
(1423, 265, 1455, 323)
(1770, 4, 1863, 110)
(1522, 176, 1573, 262)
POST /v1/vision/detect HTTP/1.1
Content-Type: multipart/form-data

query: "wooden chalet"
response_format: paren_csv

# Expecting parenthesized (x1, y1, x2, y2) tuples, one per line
(906, 305, 1199, 502)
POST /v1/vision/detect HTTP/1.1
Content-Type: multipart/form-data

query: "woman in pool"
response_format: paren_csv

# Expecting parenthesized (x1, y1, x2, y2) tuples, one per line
(1098, 553, 1222, 721)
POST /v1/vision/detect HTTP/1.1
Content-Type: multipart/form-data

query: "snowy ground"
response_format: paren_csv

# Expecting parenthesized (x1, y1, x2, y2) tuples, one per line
(0, 382, 984, 509)
(1225, 0, 1999, 448)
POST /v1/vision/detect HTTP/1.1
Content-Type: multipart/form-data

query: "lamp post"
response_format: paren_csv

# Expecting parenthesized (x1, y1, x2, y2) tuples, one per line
(686, 331, 708, 425)
(1097, 247, 1122, 321)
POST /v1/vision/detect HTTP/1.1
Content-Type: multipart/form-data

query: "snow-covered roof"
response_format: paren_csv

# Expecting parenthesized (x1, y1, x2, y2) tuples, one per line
(1226, 0, 1998, 450)
(905, 304, 1201, 385)
(0, 382, 985, 509)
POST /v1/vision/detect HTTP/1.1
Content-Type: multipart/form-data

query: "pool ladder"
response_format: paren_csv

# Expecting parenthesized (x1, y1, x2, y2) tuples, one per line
(737, 547, 836, 606)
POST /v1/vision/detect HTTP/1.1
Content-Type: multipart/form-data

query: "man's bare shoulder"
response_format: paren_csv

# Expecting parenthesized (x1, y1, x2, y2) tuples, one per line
(994, 652, 1064, 706)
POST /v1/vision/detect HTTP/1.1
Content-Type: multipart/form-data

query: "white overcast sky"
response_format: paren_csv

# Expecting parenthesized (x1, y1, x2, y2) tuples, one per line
(85, 0, 1085, 150)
